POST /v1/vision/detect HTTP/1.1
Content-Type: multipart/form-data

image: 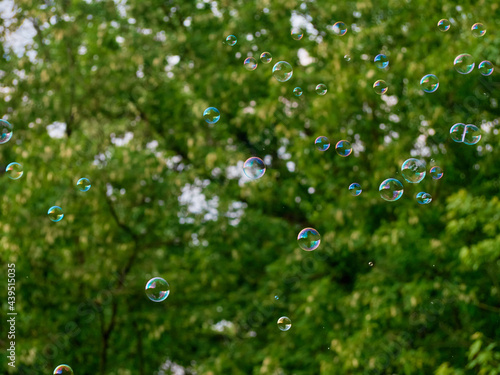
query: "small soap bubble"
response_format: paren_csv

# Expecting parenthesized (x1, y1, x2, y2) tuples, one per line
(401, 158, 426, 183)
(463, 124, 481, 145)
(437, 19, 451, 32)
(291, 28, 304, 40)
(379, 178, 404, 202)
(53, 365, 74, 375)
(454, 54, 474, 74)
(332, 21, 347, 36)
(274, 295, 279, 300)
(349, 183, 362, 196)
(243, 157, 266, 179)
(374, 54, 389, 69)
(244, 57, 258, 71)
(277, 316, 292, 331)
(6, 162, 23, 180)
(76, 177, 91, 192)
(450, 123, 465, 142)
(272, 61, 293, 82)
(48, 206, 64, 222)
(416, 192, 432, 205)
(0, 119, 13, 145)
(368, 261, 374, 267)
(478, 61, 494, 76)
(203, 107, 220, 124)
(420, 74, 439, 93)
(315, 136, 330, 151)
(293, 87, 303, 97)
(226, 35, 237, 46)
(429, 166, 443, 180)
(145, 277, 170, 302)
(315, 84, 327, 95)
(297, 227, 321, 251)
(260, 52, 272, 64)
(471, 23, 486, 37)
(335, 140, 352, 157)
(373, 80, 388, 95)
(344, 54, 351, 62)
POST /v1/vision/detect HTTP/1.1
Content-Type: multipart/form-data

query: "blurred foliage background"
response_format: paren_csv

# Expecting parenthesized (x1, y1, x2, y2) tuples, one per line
(1, 0, 500, 374)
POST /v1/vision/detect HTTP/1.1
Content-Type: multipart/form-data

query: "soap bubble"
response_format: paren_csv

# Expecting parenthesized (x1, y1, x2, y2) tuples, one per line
(226, 35, 237, 46)
(344, 54, 351, 62)
(349, 183, 362, 196)
(332, 21, 347, 36)
(274, 295, 279, 300)
(379, 178, 404, 202)
(243, 157, 266, 179)
(437, 19, 451, 32)
(6, 162, 23, 180)
(420, 74, 439, 93)
(277, 316, 291, 331)
(291, 28, 304, 40)
(272, 61, 293, 82)
(203, 107, 220, 124)
(297, 228, 321, 251)
(260, 52, 272, 64)
(471, 23, 486, 37)
(450, 123, 466, 142)
(401, 158, 426, 183)
(244, 57, 258, 71)
(368, 261, 374, 267)
(0, 119, 13, 144)
(335, 140, 352, 157)
(463, 124, 481, 145)
(416, 192, 432, 205)
(145, 277, 170, 302)
(53, 365, 73, 375)
(478, 60, 493, 76)
(314, 136, 330, 151)
(293, 87, 303, 97)
(48, 206, 64, 222)
(429, 166, 443, 180)
(76, 177, 91, 192)
(374, 54, 389, 69)
(373, 80, 388, 95)
(315, 84, 327, 95)
(454, 54, 474, 74)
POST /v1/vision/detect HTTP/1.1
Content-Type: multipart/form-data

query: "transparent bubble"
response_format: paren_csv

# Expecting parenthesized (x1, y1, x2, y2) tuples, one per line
(349, 183, 362, 196)
(373, 80, 388, 95)
(478, 60, 494, 76)
(471, 23, 486, 37)
(368, 261, 374, 267)
(416, 192, 432, 205)
(297, 227, 321, 251)
(277, 316, 291, 331)
(226, 35, 237, 46)
(332, 21, 347, 36)
(335, 140, 352, 157)
(145, 277, 170, 302)
(315, 83, 327, 95)
(379, 178, 404, 202)
(454, 54, 474, 74)
(315, 136, 330, 151)
(274, 295, 279, 300)
(6, 162, 23, 180)
(374, 54, 389, 69)
(76, 177, 91, 192)
(0, 119, 13, 145)
(260, 52, 272, 64)
(401, 158, 426, 183)
(420, 74, 439, 93)
(244, 57, 258, 71)
(437, 19, 451, 32)
(243, 157, 266, 179)
(450, 123, 466, 142)
(344, 54, 351, 62)
(48, 206, 64, 222)
(293, 87, 303, 97)
(53, 365, 74, 375)
(203, 107, 220, 124)
(463, 124, 481, 145)
(272, 61, 293, 82)
(429, 166, 443, 180)
(291, 28, 304, 40)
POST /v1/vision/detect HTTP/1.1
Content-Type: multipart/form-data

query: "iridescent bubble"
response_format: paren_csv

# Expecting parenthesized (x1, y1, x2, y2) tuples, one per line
(53, 365, 74, 375)
(297, 227, 321, 251)
(274, 295, 279, 300)
(478, 60, 494, 76)
(244, 57, 258, 71)
(277, 316, 291, 331)
(437, 19, 451, 32)
(344, 54, 351, 62)
(471, 23, 486, 37)
(6, 162, 23, 180)
(368, 261, 374, 267)
(401, 158, 426, 183)
(243, 157, 266, 179)
(373, 80, 388, 95)
(291, 28, 304, 40)
(429, 166, 443, 180)
(293, 87, 303, 97)
(315, 83, 327, 95)
(145, 277, 170, 302)
(315, 136, 330, 151)
(463, 124, 481, 145)
(203, 107, 220, 124)
(48, 206, 64, 222)
(450, 123, 465, 142)
(420, 74, 439, 93)
(454, 54, 474, 74)
(335, 140, 352, 157)
(349, 183, 362, 196)
(76, 177, 91, 192)
(374, 54, 389, 69)
(0, 119, 13, 144)
(416, 192, 432, 205)
(260, 52, 272, 64)
(272, 61, 293, 82)
(226, 35, 237, 46)
(332, 21, 347, 36)
(379, 178, 404, 202)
